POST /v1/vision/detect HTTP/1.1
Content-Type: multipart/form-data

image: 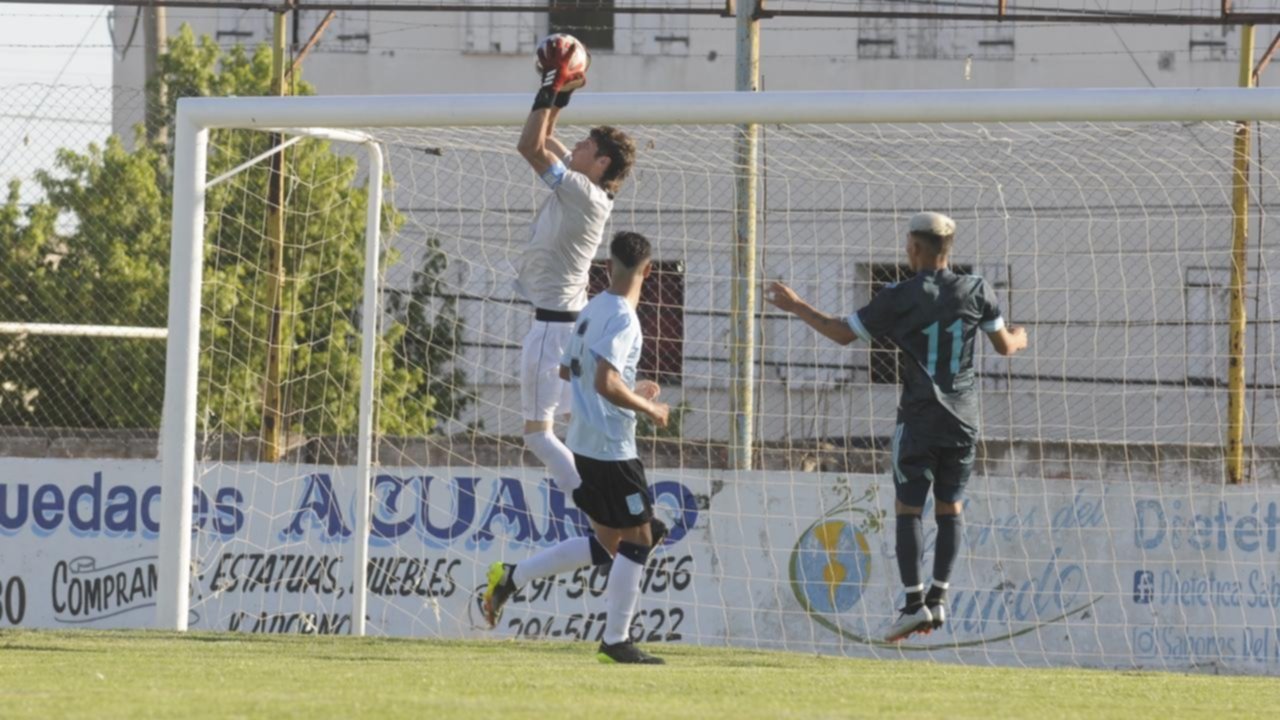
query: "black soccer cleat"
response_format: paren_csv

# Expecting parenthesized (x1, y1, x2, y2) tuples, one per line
(596, 640, 666, 665)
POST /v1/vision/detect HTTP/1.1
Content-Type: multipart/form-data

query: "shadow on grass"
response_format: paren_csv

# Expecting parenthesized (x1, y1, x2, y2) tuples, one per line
(305, 655, 426, 664)
(0, 644, 103, 654)
(182, 634, 264, 643)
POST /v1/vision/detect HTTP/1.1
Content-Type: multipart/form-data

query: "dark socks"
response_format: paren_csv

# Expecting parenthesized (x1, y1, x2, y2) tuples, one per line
(896, 513, 924, 607)
(928, 514, 963, 607)
(931, 514, 963, 593)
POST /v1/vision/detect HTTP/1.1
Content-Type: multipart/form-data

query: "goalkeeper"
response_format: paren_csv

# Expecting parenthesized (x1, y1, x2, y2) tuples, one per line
(496, 38, 667, 630)
(765, 212, 1027, 643)
(513, 34, 636, 499)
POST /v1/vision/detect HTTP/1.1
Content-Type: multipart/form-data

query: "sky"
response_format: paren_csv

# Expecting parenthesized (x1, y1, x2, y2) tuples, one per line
(0, 3, 114, 205)
(0, 3, 112, 86)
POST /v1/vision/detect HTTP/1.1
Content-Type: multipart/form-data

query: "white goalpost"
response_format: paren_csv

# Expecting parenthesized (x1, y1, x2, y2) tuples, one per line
(157, 89, 1280, 673)
(157, 120, 387, 633)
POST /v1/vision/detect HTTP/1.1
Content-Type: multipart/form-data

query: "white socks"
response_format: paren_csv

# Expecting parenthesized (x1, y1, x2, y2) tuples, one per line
(518, 428, 650, 647)
(524, 430, 582, 492)
(602, 542, 648, 645)
(512, 537, 593, 587)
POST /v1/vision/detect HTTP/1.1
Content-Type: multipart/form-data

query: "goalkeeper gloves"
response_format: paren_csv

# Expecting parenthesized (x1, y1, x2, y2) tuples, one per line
(533, 40, 587, 111)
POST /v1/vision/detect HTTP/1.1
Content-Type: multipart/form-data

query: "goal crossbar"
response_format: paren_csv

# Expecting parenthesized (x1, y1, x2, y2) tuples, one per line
(172, 88, 1280, 129)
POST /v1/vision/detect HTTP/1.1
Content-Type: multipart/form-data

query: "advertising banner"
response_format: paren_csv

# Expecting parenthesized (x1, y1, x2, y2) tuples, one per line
(3, 458, 1278, 673)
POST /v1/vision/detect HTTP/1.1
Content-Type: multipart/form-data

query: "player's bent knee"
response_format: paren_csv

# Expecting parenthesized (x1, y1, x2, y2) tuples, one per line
(895, 500, 925, 517)
(590, 523, 623, 554)
(935, 501, 963, 517)
(616, 521, 652, 547)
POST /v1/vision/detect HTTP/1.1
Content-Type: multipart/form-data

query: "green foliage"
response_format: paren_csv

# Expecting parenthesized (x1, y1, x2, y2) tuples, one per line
(384, 236, 472, 429)
(0, 25, 468, 435)
(0, 139, 169, 428)
(638, 400, 691, 440)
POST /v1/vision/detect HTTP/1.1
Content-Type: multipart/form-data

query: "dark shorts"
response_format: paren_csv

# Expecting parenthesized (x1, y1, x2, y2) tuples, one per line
(572, 455, 653, 529)
(891, 424, 975, 507)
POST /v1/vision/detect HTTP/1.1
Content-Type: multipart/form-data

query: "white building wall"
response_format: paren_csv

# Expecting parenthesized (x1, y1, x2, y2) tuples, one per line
(110, 4, 1280, 450)
(111, 4, 1277, 136)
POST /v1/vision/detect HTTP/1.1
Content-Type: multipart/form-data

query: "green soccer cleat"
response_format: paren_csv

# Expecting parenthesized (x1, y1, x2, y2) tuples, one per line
(596, 640, 665, 665)
(482, 561, 517, 628)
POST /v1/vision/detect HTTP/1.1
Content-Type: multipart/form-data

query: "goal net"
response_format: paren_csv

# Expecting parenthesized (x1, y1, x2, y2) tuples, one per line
(160, 90, 1280, 673)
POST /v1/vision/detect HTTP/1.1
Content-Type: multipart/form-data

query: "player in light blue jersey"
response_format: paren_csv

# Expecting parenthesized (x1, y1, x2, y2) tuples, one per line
(484, 232, 670, 664)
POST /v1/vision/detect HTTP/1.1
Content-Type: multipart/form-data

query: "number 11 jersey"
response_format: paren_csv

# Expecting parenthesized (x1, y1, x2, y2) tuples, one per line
(847, 268, 1004, 447)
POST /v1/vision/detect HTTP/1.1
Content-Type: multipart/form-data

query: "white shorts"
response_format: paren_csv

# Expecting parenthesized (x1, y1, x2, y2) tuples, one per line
(521, 319, 574, 422)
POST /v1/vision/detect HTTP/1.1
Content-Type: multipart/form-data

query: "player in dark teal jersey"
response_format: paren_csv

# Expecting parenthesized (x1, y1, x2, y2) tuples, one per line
(766, 211, 1028, 642)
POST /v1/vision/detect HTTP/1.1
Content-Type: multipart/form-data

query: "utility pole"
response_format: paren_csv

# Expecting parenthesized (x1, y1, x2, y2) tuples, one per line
(730, 0, 760, 471)
(143, 3, 167, 144)
(262, 9, 290, 462)
(1226, 25, 1256, 484)
(258, 4, 338, 461)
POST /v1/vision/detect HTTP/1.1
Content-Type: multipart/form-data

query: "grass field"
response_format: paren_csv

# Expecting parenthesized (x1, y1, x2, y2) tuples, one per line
(1, 630, 1275, 719)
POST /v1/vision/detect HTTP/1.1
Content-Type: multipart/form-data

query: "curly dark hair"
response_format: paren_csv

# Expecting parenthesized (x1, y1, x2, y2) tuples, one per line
(590, 125, 636, 195)
(610, 231, 651, 270)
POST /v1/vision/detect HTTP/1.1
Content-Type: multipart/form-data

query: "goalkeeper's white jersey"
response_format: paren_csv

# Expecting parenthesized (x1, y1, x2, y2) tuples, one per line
(514, 158, 613, 312)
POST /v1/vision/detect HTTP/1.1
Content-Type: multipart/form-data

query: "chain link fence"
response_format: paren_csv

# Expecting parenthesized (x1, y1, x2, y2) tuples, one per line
(1, 84, 168, 441)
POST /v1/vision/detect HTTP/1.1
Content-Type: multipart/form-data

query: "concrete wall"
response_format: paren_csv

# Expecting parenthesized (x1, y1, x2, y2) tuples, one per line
(9, 426, 1280, 483)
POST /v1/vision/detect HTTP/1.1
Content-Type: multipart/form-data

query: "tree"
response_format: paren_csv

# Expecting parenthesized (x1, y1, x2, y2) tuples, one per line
(0, 26, 468, 437)
(384, 236, 473, 430)
(0, 138, 169, 429)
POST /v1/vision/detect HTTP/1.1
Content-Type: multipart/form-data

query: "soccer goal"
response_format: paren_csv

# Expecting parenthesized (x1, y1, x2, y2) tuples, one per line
(158, 89, 1280, 672)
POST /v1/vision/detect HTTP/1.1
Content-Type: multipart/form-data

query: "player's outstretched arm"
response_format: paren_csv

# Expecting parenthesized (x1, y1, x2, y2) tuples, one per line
(765, 281, 858, 346)
(518, 38, 585, 175)
(987, 325, 1028, 356)
(518, 108, 559, 176)
(595, 361, 670, 428)
(544, 108, 570, 159)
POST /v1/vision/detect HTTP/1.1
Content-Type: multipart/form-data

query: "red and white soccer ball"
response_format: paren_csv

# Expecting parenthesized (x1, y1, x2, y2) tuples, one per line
(536, 33, 590, 91)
